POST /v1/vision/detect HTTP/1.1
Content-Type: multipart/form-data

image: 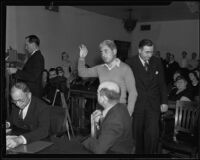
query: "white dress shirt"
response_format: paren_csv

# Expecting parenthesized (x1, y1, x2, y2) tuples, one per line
(104, 58, 121, 70)
(138, 55, 149, 67)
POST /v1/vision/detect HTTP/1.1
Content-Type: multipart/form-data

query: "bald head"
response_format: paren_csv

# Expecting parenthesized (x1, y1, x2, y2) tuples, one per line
(98, 81, 121, 104)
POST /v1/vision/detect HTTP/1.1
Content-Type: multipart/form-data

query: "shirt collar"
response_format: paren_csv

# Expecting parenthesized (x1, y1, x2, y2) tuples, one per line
(104, 58, 121, 70)
(21, 97, 31, 119)
(138, 55, 149, 66)
(31, 49, 38, 56)
(102, 103, 116, 118)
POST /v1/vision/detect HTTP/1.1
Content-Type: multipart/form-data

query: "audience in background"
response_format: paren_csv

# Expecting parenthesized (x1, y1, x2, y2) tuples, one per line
(55, 66, 68, 93)
(165, 54, 180, 85)
(188, 52, 198, 71)
(48, 68, 57, 79)
(188, 71, 199, 99)
(166, 70, 183, 93)
(61, 51, 72, 87)
(163, 52, 171, 83)
(154, 51, 161, 58)
(180, 51, 189, 69)
(42, 67, 67, 105)
(195, 69, 200, 78)
(42, 69, 49, 89)
(168, 76, 193, 101)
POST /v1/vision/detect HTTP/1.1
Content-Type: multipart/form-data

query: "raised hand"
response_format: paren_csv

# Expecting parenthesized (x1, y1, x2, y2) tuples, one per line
(160, 104, 168, 113)
(79, 44, 88, 58)
(6, 136, 22, 149)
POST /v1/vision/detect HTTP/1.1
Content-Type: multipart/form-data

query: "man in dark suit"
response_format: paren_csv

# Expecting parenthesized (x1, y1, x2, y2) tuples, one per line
(7, 35, 44, 98)
(126, 39, 168, 154)
(82, 81, 133, 154)
(6, 82, 50, 149)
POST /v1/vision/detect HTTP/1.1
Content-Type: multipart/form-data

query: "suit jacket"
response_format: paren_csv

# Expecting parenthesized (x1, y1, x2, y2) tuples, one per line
(15, 50, 44, 98)
(126, 55, 168, 113)
(82, 103, 133, 154)
(8, 96, 50, 144)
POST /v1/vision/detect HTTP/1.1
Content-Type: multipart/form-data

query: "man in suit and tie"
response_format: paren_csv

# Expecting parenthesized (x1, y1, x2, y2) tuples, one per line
(7, 35, 44, 98)
(126, 39, 168, 154)
(6, 82, 50, 149)
(82, 81, 133, 154)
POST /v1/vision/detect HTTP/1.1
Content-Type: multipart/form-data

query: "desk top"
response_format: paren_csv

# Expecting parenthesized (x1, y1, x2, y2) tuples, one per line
(6, 137, 91, 154)
(39, 137, 91, 154)
(7, 141, 53, 154)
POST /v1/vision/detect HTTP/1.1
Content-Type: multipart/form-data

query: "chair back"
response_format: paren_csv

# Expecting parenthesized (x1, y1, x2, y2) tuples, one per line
(49, 106, 66, 135)
(174, 101, 198, 135)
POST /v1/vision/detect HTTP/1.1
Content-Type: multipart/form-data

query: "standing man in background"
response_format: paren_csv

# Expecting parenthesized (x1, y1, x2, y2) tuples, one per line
(126, 39, 168, 154)
(78, 40, 137, 116)
(7, 35, 44, 98)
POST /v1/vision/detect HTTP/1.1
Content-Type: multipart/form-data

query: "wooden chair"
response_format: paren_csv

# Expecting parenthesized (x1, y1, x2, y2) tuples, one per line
(159, 100, 199, 158)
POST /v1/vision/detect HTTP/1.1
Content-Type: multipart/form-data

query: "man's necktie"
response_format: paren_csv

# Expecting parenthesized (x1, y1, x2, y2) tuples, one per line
(19, 109, 23, 119)
(144, 61, 149, 71)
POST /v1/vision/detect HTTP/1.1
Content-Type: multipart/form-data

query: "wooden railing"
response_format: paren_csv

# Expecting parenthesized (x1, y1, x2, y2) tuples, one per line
(68, 88, 97, 134)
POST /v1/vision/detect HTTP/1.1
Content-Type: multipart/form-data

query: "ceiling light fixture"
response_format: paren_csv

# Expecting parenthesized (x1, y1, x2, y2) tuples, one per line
(123, 9, 138, 32)
(45, 1, 59, 12)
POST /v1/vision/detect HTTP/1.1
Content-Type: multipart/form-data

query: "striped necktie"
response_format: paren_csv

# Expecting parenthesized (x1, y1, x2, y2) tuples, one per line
(144, 61, 149, 71)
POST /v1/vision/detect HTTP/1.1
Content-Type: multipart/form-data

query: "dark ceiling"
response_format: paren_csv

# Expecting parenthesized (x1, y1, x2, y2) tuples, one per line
(75, 2, 199, 22)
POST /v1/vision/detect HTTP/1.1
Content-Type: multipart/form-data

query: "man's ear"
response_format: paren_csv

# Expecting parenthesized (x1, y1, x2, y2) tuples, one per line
(138, 48, 141, 54)
(113, 49, 117, 55)
(27, 92, 32, 99)
(102, 95, 108, 103)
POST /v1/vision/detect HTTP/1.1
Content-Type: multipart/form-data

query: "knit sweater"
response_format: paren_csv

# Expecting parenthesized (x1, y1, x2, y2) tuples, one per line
(78, 58, 137, 115)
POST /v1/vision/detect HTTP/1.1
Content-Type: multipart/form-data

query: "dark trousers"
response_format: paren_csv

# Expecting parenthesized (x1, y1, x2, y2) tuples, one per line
(133, 109, 160, 154)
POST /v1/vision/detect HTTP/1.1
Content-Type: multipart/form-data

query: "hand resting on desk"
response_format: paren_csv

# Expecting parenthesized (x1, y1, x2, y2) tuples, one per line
(6, 135, 24, 150)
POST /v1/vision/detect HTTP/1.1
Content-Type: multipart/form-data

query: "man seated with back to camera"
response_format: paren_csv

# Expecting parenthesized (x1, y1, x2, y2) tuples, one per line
(6, 82, 50, 149)
(82, 81, 133, 154)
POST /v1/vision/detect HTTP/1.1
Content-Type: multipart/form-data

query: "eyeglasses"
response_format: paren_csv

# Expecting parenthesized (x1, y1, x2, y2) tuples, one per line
(11, 98, 26, 104)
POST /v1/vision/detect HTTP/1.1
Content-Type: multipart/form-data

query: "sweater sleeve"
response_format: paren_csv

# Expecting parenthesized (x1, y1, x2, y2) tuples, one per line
(78, 58, 98, 78)
(124, 66, 138, 116)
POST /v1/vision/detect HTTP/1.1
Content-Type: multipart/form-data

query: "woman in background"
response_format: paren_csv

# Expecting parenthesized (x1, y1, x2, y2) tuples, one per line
(61, 51, 73, 87)
(188, 71, 199, 101)
(168, 76, 194, 101)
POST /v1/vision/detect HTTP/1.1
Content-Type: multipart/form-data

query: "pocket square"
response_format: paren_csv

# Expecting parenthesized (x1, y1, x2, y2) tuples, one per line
(155, 71, 159, 75)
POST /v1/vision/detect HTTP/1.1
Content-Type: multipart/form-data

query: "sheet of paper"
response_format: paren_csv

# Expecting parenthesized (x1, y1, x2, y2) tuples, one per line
(8, 141, 53, 153)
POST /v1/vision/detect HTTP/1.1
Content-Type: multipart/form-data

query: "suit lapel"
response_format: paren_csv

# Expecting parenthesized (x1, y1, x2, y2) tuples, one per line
(100, 104, 117, 126)
(135, 56, 149, 86)
(23, 97, 34, 121)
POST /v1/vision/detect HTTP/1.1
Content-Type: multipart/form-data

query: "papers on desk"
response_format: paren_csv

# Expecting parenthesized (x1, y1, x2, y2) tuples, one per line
(6, 135, 17, 139)
(7, 141, 53, 154)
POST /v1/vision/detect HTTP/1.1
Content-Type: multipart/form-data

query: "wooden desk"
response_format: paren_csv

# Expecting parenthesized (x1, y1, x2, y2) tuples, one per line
(69, 88, 97, 134)
(39, 137, 91, 154)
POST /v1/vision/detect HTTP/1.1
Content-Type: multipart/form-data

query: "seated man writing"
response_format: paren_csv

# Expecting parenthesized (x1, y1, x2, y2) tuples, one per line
(6, 82, 50, 149)
(82, 81, 133, 154)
